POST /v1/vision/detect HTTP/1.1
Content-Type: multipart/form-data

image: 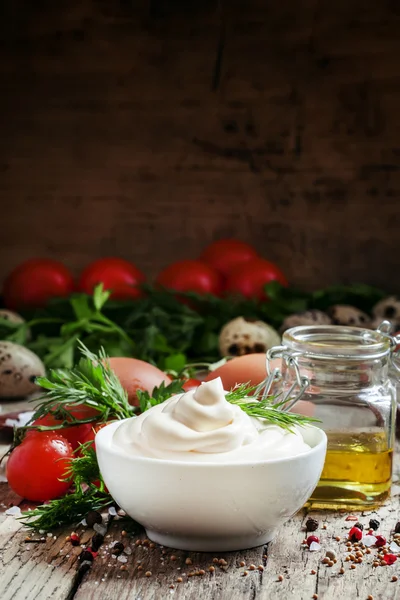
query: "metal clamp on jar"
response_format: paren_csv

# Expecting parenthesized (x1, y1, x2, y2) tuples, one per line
(264, 322, 399, 510)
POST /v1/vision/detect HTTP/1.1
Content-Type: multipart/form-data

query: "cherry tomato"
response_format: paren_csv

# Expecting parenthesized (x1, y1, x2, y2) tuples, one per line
(3, 259, 74, 309)
(182, 378, 202, 392)
(78, 258, 145, 300)
(156, 260, 222, 296)
(80, 422, 110, 451)
(200, 239, 258, 277)
(224, 258, 288, 301)
(7, 431, 73, 501)
(31, 404, 100, 450)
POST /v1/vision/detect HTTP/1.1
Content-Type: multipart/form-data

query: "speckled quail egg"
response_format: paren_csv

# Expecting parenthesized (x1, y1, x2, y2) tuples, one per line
(0, 342, 45, 398)
(280, 310, 332, 333)
(371, 296, 400, 330)
(219, 316, 281, 357)
(0, 309, 25, 325)
(328, 305, 371, 328)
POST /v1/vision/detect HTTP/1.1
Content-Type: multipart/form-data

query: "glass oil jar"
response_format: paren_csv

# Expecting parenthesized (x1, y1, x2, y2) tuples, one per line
(276, 325, 397, 510)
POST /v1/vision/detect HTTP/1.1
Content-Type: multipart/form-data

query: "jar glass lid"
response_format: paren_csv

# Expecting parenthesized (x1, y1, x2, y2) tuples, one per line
(282, 325, 391, 360)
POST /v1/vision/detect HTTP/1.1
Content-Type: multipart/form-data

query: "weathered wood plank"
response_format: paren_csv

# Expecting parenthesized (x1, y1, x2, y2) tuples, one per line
(0, 450, 400, 599)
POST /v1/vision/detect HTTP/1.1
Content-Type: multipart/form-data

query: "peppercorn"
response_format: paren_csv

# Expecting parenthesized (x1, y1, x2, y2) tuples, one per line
(375, 535, 386, 548)
(86, 510, 102, 528)
(305, 518, 319, 532)
(79, 550, 94, 563)
(348, 527, 363, 542)
(70, 532, 80, 546)
(79, 560, 92, 575)
(383, 554, 397, 565)
(395, 522, 400, 534)
(306, 535, 320, 547)
(354, 522, 363, 531)
(369, 519, 380, 531)
(91, 533, 104, 552)
(112, 542, 125, 555)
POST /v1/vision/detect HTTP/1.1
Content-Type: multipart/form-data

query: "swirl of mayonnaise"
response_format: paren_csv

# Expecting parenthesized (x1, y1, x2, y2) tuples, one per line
(112, 377, 311, 462)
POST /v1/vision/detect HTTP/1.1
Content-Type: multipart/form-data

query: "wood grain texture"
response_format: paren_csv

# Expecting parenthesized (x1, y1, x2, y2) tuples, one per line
(0, 0, 400, 291)
(0, 415, 400, 600)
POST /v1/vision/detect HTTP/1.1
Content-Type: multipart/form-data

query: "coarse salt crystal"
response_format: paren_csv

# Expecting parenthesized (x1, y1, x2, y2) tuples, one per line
(5, 411, 35, 428)
(117, 555, 128, 563)
(309, 542, 321, 552)
(47, 533, 53, 538)
(80, 519, 87, 526)
(0, 474, 7, 483)
(362, 535, 377, 547)
(5, 506, 21, 517)
(124, 547, 132, 555)
(389, 541, 400, 553)
(93, 523, 107, 536)
(108, 507, 117, 517)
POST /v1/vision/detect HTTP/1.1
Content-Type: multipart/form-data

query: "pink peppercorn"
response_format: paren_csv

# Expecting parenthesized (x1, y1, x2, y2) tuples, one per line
(375, 535, 386, 547)
(348, 527, 363, 542)
(306, 536, 320, 547)
(383, 553, 397, 565)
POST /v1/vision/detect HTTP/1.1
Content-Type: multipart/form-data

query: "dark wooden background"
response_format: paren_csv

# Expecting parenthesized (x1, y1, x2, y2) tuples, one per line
(0, 0, 399, 291)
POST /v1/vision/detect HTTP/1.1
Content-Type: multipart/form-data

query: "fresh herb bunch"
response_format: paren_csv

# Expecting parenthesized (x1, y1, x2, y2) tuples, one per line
(136, 379, 185, 413)
(21, 443, 113, 531)
(23, 342, 134, 436)
(0, 281, 386, 370)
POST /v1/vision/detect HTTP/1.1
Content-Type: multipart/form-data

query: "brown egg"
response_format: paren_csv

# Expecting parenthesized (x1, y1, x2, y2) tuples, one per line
(205, 354, 281, 392)
(108, 357, 171, 406)
(205, 353, 315, 417)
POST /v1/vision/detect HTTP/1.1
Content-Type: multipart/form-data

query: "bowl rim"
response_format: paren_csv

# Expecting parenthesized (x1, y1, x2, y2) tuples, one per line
(96, 419, 327, 468)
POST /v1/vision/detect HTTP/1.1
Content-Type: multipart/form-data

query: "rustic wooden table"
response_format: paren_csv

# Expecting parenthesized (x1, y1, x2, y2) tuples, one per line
(1, 399, 400, 600)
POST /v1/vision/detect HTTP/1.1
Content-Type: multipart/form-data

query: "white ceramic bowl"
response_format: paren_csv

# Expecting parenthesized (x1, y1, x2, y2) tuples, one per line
(96, 421, 327, 552)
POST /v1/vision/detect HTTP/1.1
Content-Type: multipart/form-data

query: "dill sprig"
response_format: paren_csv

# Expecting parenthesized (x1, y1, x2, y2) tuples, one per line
(20, 443, 112, 532)
(226, 382, 319, 431)
(26, 342, 134, 431)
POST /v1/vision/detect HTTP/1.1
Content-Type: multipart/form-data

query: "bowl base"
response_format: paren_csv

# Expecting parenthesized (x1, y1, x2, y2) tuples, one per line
(145, 529, 275, 552)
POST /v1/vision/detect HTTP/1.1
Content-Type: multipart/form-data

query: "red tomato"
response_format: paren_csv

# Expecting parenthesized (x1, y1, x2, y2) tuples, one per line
(32, 404, 100, 450)
(224, 258, 288, 301)
(7, 431, 73, 501)
(182, 378, 202, 392)
(78, 258, 145, 300)
(156, 260, 222, 296)
(80, 422, 109, 451)
(200, 239, 258, 277)
(3, 259, 74, 309)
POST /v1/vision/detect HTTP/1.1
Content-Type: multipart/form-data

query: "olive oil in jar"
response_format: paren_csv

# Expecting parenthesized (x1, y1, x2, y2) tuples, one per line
(309, 431, 392, 510)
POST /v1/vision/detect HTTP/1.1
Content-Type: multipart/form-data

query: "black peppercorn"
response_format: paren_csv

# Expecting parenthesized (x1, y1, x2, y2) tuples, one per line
(354, 522, 364, 531)
(305, 518, 319, 532)
(395, 522, 400, 534)
(112, 541, 125, 555)
(369, 519, 380, 531)
(79, 550, 94, 563)
(86, 510, 103, 528)
(91, 533, 104, 552)
(79, 560, 92, 575)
